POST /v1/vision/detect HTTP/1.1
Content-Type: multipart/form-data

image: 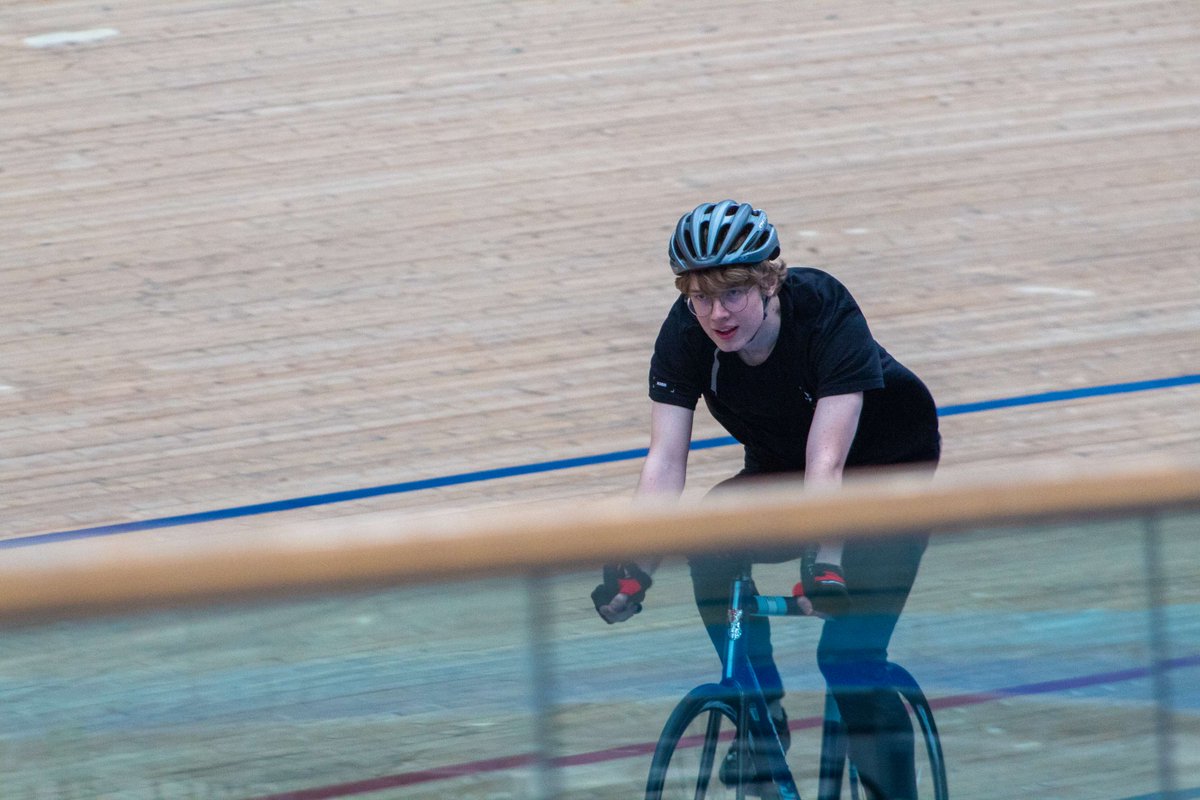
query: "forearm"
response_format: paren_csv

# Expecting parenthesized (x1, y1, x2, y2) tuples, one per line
(636, 454, 687, 498)
(629, 459, 685, 577)
(805, 393, 862, 567)
(637, 401, 692, 498)
(806, 428, 849, 565)
(628, 402, 694, 577)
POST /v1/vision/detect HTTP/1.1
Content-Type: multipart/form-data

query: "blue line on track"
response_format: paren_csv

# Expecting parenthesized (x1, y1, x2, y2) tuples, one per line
(6, 373, 1198, 549)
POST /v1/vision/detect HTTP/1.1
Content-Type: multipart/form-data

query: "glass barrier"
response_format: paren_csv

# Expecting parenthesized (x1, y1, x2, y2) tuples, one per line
(0, 508, 1195, 799)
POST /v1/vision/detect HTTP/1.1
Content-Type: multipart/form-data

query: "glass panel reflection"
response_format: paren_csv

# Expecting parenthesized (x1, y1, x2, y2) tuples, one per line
(0, 579, 540, 799)
(0, 508, 1195, 799)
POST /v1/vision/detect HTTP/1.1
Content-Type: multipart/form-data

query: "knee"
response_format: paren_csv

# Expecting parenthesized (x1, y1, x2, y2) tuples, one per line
(687, 556, 735, 626)
(817, 643, 890, 691)
(687, 553, 725, 580)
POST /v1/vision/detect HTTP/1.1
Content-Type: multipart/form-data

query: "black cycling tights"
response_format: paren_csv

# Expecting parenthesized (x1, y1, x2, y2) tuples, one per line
(689, 532, 927, 800)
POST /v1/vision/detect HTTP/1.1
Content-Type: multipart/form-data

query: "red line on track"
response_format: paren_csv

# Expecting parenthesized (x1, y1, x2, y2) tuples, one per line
(247, 691, 971, 799)
(248, 656, 1200, 799)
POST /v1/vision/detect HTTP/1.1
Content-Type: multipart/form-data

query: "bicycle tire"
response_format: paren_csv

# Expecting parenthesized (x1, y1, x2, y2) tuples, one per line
(645, 683, 785, 800)
(819, 664, 948, 800)
(890, 664, 949, 800)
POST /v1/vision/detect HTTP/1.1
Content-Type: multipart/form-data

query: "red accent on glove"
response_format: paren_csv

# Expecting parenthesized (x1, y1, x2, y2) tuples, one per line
(792, 582, 806, 598)
(812, 569, 846, 588)
(618, 577, 644, 597)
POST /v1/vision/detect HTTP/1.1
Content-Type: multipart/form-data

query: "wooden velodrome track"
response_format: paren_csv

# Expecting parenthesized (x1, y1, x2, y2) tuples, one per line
(2, 1, 1199, 798)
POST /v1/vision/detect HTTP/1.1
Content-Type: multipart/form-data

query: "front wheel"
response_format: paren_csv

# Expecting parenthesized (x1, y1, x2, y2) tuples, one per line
(819, 664, 948, 800)
(646, 683, 781, 800)
(891, 664, 948, 800)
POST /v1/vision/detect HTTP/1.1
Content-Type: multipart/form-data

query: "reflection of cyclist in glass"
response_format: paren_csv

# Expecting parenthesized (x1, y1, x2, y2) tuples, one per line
(593, 200, 941, 798)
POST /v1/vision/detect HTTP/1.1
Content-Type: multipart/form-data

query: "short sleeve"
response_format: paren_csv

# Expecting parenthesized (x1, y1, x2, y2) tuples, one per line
(648, 300, 707, 410)
(809, 281, 884, 398)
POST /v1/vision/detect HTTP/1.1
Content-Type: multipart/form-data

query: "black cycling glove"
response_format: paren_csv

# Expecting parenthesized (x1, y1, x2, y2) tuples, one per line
(795, 561, 850, 618)
(591, 563, 653, 623)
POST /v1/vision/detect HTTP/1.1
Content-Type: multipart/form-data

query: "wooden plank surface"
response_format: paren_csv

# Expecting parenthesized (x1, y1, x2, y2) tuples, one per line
(1, 1, 1199, 798)
(3, 0, 1198, 541)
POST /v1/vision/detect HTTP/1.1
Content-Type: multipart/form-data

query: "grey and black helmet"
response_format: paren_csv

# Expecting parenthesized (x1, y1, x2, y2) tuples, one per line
(668, 200, 781, 275)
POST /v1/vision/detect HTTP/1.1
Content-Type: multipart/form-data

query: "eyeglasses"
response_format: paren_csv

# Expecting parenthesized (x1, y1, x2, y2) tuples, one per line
(686, 287, 752, 317)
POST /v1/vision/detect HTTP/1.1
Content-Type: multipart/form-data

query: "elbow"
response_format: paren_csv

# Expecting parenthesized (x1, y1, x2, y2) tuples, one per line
(637, 453, 687, 497)
(805, 452, 848, 488)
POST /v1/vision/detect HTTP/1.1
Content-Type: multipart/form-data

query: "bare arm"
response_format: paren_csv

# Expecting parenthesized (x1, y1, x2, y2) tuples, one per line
(805, 392, 864, 566)
(636, 401, 695, 499)
(596, 402, 694, 623)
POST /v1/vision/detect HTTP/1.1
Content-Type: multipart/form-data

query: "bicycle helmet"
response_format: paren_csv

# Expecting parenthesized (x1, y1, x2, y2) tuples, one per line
(668, 200, 781, 275)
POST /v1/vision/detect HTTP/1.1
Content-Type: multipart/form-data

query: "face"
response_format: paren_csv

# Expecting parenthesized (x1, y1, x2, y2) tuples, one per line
(685, 281, 769, 353)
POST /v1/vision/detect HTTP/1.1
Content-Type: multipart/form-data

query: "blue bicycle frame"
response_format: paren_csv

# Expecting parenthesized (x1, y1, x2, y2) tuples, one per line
(647, 571, 947, 800)
(720, 576, 805, 800)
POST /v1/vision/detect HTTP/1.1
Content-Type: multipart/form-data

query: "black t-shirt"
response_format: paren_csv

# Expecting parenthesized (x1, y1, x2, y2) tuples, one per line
(648, 267, 940, 472)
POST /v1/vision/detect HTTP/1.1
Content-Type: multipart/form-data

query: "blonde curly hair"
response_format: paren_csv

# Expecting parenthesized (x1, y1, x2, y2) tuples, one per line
(674, 258, 788, 298)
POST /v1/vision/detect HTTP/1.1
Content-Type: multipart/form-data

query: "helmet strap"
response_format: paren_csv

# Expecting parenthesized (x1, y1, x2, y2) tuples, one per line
(742, 292, 774, 351)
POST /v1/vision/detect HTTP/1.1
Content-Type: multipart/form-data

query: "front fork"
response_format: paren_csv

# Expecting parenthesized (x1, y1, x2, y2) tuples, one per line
(722, 578, 802, 800)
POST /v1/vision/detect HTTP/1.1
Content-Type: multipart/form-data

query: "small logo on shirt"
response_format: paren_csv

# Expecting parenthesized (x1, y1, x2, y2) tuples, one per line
(651, 377, 679, 395)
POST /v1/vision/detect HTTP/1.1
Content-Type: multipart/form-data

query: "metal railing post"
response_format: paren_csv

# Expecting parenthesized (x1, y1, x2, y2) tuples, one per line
(1141, 512, 1179, 799)
(527, 570, 563, 800)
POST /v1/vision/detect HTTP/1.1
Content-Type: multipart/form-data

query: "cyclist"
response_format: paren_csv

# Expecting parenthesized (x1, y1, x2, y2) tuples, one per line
(593, 200, 941, 798)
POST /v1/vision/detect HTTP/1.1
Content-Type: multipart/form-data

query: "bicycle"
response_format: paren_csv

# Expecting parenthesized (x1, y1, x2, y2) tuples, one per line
(644, 570, 948, 800)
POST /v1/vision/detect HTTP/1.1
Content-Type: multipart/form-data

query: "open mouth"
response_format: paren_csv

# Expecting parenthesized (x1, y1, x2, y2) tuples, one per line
(712, 326, 738, 340)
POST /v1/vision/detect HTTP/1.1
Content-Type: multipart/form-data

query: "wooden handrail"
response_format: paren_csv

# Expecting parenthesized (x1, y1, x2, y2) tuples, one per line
(1, 462, 1197, 623)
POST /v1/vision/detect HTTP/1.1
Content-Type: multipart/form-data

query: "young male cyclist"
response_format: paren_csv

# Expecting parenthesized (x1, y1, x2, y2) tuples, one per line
(592, 200, 941, 798)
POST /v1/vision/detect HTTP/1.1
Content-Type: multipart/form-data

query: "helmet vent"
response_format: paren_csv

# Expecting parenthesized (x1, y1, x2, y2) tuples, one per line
(668, 200, 779, 274)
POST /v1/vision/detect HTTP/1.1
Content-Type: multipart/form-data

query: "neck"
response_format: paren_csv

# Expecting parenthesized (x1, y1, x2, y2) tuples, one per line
(737, 295, 781, 366)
